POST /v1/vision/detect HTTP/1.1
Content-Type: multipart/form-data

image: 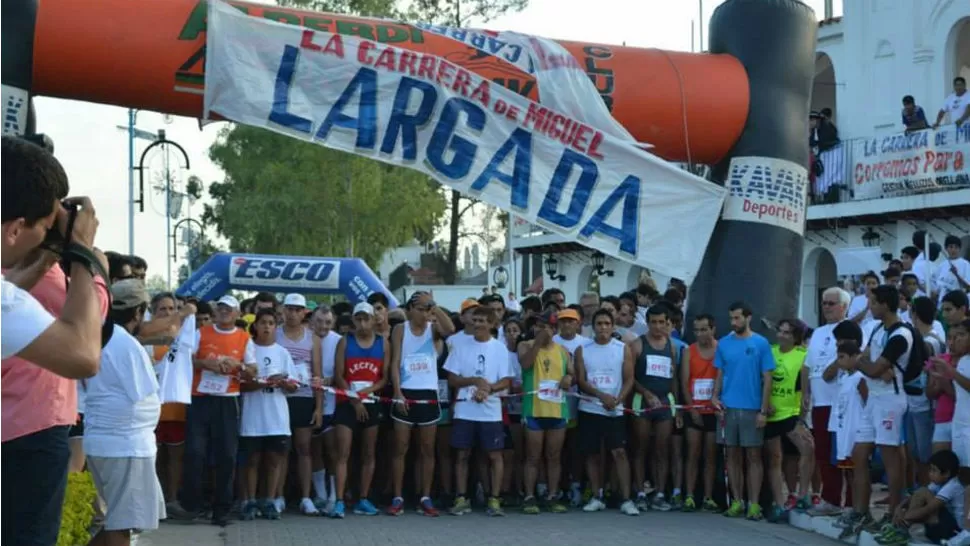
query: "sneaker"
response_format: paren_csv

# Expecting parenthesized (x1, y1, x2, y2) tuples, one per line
(569, 486, 583, 508)
(419, 497, 439, 517)
(167, 501, 205, 521)
(875, 525, 911, 546)
(793, 494, 812, 512)
(671, 493, 683, 510)
(273, 497, 285, 514)
(766, 504, 788, 524)
(211, 512, 231, 527)
(240, 501, 258, 521)
(353, 499, 379, 516)
(833, 510, 860, 529)
(523, 496, 540, 515)
(313, 497, 329, 515)
(330, 500, 345, 519)
(636, 493, 650, 512)
(262, 501, 281, 520)
(784, 494, 798, 511)
(651, 494, 672, 512)
(864, 513, 891, 534)
(642, 481, 656, 496)
(702, 497, 720, 512)
(945, 529, 970, 546)
(299, 497, 319, 516)
(449, 495, 471, 516)
(547, 497, 568, 513)
(583, 498, 606, 512)
(487, 497, 505, 517)
(723, 499, 745, 518)
(807, 500, 842, 517)
(746, 503, 764, 521)
(620, 500, 640, 516)
(324, 499, 336, 517)
(386, 497, 404, 516)
(682, 495, 697, 512)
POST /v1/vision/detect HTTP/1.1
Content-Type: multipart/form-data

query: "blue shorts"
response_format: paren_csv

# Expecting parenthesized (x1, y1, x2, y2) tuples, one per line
(524, 416, 567, 432)
(904, 410, 933, 464)
(450, 419, 505, 451)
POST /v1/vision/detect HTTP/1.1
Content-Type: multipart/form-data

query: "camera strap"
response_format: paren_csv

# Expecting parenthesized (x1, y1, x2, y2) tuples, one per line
(44, 205, 113, 319)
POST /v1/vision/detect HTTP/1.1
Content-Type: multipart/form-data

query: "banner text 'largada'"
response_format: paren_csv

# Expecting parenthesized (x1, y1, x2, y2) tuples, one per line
(203, 1, 727, 282)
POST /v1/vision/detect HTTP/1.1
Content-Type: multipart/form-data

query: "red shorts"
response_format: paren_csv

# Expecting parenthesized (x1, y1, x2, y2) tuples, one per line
(155, 420, 186, 445)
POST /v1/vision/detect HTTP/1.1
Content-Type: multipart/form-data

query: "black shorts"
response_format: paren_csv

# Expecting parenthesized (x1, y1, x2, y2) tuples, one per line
(578, 412, 627, 456)
(240, 435, 291, 455)
(765, 416, 798, 440)
(686, 413, 717, 433)
(313, 414, 335, 437)
(68, 414, 84, 438)
(288, 397, 316, 430)
(334, 402, 381, 429)
(391, 389, 441, 427)
(781, 434, 799, 456)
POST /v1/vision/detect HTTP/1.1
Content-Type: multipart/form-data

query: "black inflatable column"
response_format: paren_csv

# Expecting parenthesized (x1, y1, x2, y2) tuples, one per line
(1, 0, 39, 137)
(687, 0, 817, 335)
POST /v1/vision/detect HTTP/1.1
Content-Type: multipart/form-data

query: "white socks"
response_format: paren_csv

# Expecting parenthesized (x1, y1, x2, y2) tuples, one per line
(312, 470, 328, 501)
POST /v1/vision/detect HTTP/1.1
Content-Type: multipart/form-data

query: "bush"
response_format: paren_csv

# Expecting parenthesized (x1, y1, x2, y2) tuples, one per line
(57, 471, 96, 546)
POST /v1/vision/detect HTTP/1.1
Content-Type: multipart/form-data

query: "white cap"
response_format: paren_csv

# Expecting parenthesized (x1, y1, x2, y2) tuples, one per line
(352, 302, 374, 316)
(283, 293, 307, 307)
(216, 295, 240, 309)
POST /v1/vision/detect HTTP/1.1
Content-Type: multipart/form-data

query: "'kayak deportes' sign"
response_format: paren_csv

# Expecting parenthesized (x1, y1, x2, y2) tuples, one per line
(204, 0, 726, 282)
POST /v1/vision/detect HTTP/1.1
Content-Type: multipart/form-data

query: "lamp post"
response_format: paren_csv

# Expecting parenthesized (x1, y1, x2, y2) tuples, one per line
(861, 227, 881, 248)
(117, 109, 160, 255)
(172, 218, 206, 278)
(544, 255, 566, 282)
(135, 133, 190, 289)
(591, 251, 615, 277)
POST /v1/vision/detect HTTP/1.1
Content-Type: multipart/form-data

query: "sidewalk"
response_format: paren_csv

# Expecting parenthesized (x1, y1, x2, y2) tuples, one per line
(132, 521, 225, 546)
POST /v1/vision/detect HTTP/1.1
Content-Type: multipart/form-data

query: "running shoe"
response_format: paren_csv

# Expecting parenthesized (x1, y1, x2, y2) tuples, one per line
(548, 497, 568, 513)
(746, 503, 764, 521)
(784, 494, 798, 511)
(449, 495, 471, 516)
(487, 497, 505, 517)
(671, 493, 684, 510)
(240, 501, 258, 521)
(723, 499, 745, 518)
(875, 525, 911, 546)
(636, 493, 650, 512)
(865, 513, 892, 534)
(523, 496, 540, 515)
(807, 499, 842, 517)
(702, 497, 720, 512)
(766, 504, 787, 524)
(353, 499, 379, 516)
(299, 498, 319, 516)
(419, 497, 439, 517)
(386, 497, 404, 516)
(313, 497, 329, 515)
(682, 495, 697, 512)
(330, 500, 345, 519)
(583, 498, 606, 512)
(263, 502, 281, 520)
(273, 496, 286, 514)
(651, 494, 672, 512)
(620, 499, 640, 516)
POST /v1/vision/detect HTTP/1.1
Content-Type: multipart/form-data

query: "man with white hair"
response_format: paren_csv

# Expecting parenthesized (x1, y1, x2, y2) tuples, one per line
(804, 286, 854, 515)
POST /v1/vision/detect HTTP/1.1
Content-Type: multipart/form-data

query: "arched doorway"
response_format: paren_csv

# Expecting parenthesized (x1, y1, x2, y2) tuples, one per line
(801, 247, 838, 326)
(947, 17, 970, 86)
(579, 265, 601, 297)
(812, 53, 837, 123)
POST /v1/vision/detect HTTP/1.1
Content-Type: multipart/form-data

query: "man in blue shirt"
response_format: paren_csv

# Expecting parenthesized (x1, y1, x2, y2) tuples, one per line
(711, 302, 776, 521)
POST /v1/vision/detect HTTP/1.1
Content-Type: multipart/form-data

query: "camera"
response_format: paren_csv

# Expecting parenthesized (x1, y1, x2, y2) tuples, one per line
(41, 201, 79, 254)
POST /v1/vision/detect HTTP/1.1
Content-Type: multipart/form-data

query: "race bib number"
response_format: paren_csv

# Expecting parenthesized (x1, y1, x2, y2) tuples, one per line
(350, 380, 374, 403)
(293, 362, 311, 385)
(692, 378, 714, 401)
(404, 354, 434, 376)
(590, 372, 616, 390)
(646, 355, 672, 379)
(198, 370, 231, 394)
(437, 379, 450, 402)
(538, 379, 563, 403)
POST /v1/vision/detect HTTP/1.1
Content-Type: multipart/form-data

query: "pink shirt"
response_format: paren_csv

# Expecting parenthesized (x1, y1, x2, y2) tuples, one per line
(1, 265, 109, 442)
(934, 353, 956, 424)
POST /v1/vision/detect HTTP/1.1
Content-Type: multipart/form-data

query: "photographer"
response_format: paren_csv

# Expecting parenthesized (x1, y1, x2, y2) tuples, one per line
(1, 135, 109, 546)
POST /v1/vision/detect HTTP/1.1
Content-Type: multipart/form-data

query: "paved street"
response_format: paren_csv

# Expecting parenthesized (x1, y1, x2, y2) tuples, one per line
(141, 510, 842, 546)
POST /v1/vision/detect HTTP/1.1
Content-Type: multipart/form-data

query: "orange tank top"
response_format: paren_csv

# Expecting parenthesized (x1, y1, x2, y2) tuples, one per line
(688, 342, 718, 406)
(191, 325, 251, 396)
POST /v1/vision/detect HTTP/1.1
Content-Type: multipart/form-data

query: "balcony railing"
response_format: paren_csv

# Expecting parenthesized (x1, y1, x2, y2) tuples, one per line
(811, 124, 970, 205)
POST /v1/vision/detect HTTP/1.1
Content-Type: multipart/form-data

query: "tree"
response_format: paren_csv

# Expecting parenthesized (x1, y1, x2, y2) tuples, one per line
(204, 125, 446, 267)
(145, 274, 169, 294)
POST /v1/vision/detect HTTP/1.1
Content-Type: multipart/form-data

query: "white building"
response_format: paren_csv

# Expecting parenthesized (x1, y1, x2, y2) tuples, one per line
(512, 0, 970, 326)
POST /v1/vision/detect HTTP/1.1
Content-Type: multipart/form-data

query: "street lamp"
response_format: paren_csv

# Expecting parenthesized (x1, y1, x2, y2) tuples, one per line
(172, 218, 206, 278)
(136, 132, 191, 289)
(544, 255, 566, 282)
(591, 251, 615, 277)
(861, 227, 881, 248)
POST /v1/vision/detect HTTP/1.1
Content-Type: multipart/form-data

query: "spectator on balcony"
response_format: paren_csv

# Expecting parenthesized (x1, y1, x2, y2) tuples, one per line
(809, 110, 840, 152)
(933, 77, 970, 129)
(901, 95, 929, 133)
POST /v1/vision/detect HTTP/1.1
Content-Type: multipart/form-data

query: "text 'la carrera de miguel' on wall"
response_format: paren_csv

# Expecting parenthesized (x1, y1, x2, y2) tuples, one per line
(203, 0, 727, 282)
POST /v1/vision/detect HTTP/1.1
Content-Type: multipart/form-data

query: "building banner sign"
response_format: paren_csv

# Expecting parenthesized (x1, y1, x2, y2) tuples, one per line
(203, 1, 726, 282)
(852, 125, 970, 200)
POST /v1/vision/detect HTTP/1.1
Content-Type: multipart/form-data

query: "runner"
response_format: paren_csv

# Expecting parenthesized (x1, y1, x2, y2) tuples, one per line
(576, 309, 639, 516)
(681, 313, 720, 512)
(388, 291, 455, 516)
(275, 293, 322, 516)
(503, 318, 526, 504)
(517, 311, 574, 514)
(445, 305, 512, 517)
(711, 302, 775, 521)
(629, 304, 685, 511)
(239, 310, 299, 521)
(553, 307, 589, 506)
(331, 302, 388, 519)
(309, 305, 341, 514)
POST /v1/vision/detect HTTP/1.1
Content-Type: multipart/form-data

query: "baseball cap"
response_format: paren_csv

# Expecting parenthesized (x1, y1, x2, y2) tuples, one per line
(111, 279, 150, 310)
(353, 302, 375, 316)
(217, 295, 240, 309)
(558, 309, 581, 322)
(283, 293, 307, 307)
(460, 299, 480, 313)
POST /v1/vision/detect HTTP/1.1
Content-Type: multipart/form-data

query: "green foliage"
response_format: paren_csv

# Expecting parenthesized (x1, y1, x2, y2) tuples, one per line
(57, 471, 97, 546)
(205, 125, 446, 267)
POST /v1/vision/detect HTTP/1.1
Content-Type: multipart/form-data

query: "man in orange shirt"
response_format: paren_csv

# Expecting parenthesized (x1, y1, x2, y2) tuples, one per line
(681, 313, 720, 512)
(171, 295, 256, 527)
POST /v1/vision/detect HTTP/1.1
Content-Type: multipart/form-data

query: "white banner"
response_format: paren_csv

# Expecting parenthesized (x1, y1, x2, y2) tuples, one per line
(204, 1, 727, 282)
(852, 125, 970, 200)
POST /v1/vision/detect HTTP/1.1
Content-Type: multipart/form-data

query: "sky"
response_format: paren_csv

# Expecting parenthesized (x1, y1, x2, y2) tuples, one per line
(32, 0, 839, 289)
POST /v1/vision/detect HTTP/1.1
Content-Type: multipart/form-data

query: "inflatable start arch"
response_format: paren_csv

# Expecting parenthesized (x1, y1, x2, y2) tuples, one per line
(177, 253, 399, 306)
(1, 0, 818, 338)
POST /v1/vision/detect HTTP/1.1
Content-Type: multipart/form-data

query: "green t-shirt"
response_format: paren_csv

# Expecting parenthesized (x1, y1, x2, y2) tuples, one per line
(768, 345, 806, 423)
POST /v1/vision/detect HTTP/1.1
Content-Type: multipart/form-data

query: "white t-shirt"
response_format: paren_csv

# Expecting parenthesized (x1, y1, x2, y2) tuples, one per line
(240, 343, 297, 437)
(941, 91, 970, 124)
(833, 371, 865, 460)
(505, 350, 523, 415)
(578, 338, 626, 417)
(83, 324, 161, 458)
(847, 294, 873, 324)
(955, 355, 970, 427)
(930, 477, 966, 528)
(805, 323, 841, 407)
(320, 331, 342, 416)
(936, 258, 970, 302)
(444, 337, 511, 422)
(1, 278, 56, 359)
(867, 323, 912, 398)
(156, 314, 197, 404)
(446, 330, 475, 352)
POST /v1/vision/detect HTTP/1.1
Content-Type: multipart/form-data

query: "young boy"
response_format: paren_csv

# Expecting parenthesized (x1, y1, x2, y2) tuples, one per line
(874, 449, 965, 545)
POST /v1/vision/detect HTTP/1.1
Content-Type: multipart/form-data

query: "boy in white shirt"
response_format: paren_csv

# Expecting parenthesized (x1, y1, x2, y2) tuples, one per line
(444, 305, 512, 517)
(875, 449, 965, 545)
